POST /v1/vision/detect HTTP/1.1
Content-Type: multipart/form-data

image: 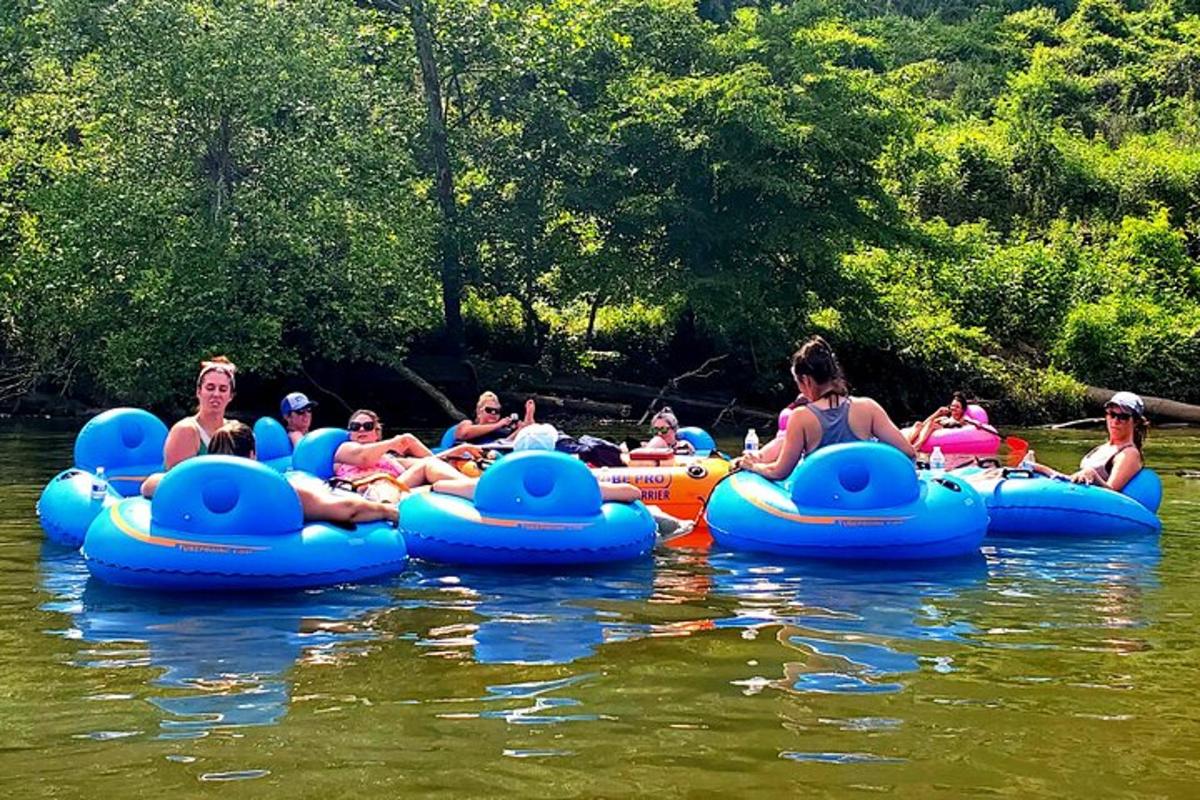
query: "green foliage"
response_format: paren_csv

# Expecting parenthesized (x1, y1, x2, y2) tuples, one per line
(4, 0, 1200, 420)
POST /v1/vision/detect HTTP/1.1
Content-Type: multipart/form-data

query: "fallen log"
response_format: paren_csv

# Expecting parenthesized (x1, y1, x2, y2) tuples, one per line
(396, 360, 468, 421)
(530, 394, 631, 418)
(1084, 385, 1200, 424)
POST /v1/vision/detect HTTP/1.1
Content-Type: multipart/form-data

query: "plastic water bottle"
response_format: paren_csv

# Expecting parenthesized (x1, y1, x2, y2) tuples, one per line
(929, 446, 946, 476)
(1020, 449, 1036, 471)
(743, 428, 759, 455)
(90, 467, 108, 502)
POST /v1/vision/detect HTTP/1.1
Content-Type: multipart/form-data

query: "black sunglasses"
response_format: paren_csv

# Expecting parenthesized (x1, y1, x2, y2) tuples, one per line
(651, 425, 672, 434)
(481, 406, 501, 415)
(348, 420, 377, 432)
(1105, 410, 1133, 422)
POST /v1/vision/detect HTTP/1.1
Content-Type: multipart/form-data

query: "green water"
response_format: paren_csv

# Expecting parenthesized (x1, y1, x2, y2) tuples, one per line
(2, 421, 1199, 798)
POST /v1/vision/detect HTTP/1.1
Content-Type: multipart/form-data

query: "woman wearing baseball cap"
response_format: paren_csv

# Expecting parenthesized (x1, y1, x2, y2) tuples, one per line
(280, 392, 318, 445)
(1033, 391, 1149, 491)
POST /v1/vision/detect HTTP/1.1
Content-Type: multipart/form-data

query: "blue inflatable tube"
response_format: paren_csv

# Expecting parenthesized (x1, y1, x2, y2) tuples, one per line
(399, 451, 656, 566)
(705, 443, 987, 560)
(253, 417, 293, 472)
(961, 467, 1162, 537)
(82, 456, 407, 590)
(37, 408, 167, 547)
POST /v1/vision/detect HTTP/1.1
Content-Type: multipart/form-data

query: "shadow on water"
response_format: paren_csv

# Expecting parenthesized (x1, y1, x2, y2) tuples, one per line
(37, 544, 393, 737)
(398, 560, 657, 666)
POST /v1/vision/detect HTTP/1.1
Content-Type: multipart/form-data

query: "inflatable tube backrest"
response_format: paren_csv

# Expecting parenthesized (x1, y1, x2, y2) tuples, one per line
(437, 425, 460, 451)
(253, 417, 293, 472)
(965, 404, 989, 425)
(474, 451, 603, 518)
(151, 456, 303, 538)
(290, 428, 349, 479)
(74, 408, 168, 497)
(789, 442, 920, 510)
(677, 427, 716, 456)
(1122, 468, 1162, 514)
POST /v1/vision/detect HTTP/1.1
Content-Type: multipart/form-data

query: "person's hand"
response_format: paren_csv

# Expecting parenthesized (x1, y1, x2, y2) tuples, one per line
(929, 406, 949, 422)
(739, 449, 763, 466)
(1070, 467, 1102, 485)
(447, 444, 483, 460)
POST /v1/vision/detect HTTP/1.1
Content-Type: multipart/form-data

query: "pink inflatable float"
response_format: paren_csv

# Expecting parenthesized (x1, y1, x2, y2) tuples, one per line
(905, 404, 1000, 455)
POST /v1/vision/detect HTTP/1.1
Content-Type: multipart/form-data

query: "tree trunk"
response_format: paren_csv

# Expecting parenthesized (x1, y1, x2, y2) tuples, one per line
(584, 294, 602, 347)
(1085, 385, 1200, 424)
(407, 0, 464, 354)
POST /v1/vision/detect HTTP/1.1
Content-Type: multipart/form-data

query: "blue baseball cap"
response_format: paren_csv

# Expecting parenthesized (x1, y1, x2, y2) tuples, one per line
(280, 392, 317, 417)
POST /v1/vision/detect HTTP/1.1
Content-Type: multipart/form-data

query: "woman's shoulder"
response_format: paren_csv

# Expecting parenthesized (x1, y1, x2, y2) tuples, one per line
(168, 416, 200, 436)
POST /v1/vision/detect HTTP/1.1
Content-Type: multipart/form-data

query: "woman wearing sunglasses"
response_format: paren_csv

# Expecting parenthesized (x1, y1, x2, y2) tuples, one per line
(452, 391, 537, 445)
(1031, 392, 1149, 491)
(643, 407, 696, 455)
(334, 409, 479, 501)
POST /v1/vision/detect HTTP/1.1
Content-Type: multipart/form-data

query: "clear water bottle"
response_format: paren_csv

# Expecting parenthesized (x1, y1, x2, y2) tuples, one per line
(1020, 449, 1036, 471)
(929, 446, 946, 476)
(743, 428, 759, 455)
(90, 466, 108, 502)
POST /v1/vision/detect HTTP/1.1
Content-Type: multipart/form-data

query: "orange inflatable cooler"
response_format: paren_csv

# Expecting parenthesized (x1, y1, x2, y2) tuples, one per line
(594, 454, 730, 522)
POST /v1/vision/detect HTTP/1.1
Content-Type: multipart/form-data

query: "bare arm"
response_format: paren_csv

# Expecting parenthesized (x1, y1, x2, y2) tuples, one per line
(163, 421, 201, 469)
(746, 412, 808, 481)
(335, 434, 430, 467)
(454, 419, 513, 443)
(140, 472, 164, 498)
(295, 485, 398, 524)
(867, 399, 917, 458)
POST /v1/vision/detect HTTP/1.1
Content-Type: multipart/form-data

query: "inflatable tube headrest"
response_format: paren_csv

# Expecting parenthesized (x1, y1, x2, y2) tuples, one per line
(74, 409, 168, 495)
(965, 404, 989, 425)
(253, 417, 293, 465)
(290, 428, 349, 479)
(438, 425, 460, 451)
(790, 442, 920, 510)
(677, 427, 716, 455)
(474, 451, 603, 518)
(1122, 468, 1162, 514)
(151, 456, 303, 538)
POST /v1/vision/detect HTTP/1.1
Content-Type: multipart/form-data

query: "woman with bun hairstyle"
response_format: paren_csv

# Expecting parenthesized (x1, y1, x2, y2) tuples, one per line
(736, 336, 915, 480)
(162, 357, 238, 469)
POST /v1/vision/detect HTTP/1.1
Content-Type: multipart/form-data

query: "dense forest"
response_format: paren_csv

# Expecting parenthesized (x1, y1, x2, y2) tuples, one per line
(3, 0, 1200, 422)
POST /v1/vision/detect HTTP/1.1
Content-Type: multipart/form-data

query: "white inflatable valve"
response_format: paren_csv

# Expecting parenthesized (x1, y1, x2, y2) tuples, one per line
(929, 446, 946, 476)
(91, 466, 108, 502)
(743, 428, 759, 455)
(1020, 449, 1036, 471)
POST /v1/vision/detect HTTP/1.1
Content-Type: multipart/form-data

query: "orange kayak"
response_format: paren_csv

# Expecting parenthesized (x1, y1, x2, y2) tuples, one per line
(593, 457, 731, 523)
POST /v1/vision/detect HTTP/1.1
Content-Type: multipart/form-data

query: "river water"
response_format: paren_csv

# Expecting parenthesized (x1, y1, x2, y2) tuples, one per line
(1, 421, 1198, 798)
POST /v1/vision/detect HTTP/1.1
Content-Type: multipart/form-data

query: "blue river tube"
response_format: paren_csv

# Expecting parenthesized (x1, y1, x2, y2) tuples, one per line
(398, 451, 656, 566)
(253, 417, 293, 472)
(960, 466, 1162, 537)
(37, 408, 167, 547)
(82, 456, 408, 590)
(705, 443, 988, 560)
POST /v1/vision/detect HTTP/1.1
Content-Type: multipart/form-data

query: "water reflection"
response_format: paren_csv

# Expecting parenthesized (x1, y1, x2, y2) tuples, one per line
(38, 545, 392, 737)
(707, 552, 989, 696)
(403, 562, 656, 665)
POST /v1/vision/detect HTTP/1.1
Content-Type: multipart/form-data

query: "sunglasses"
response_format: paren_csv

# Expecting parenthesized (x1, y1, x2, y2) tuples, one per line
(1105, 410, 1133, 422)
(481, 406, 501, 415)
(292, 408, 313, 416)
(651, 426, 672, 435)
(348, 420, 377, 432)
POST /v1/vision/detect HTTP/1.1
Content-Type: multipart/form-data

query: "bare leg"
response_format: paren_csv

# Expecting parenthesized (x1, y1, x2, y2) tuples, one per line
(398, 457, 463, 489)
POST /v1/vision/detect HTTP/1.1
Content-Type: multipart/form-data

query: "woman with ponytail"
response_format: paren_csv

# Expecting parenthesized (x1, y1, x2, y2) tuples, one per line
(162, 357, 238, 469)
(736, 336, 915, 481)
